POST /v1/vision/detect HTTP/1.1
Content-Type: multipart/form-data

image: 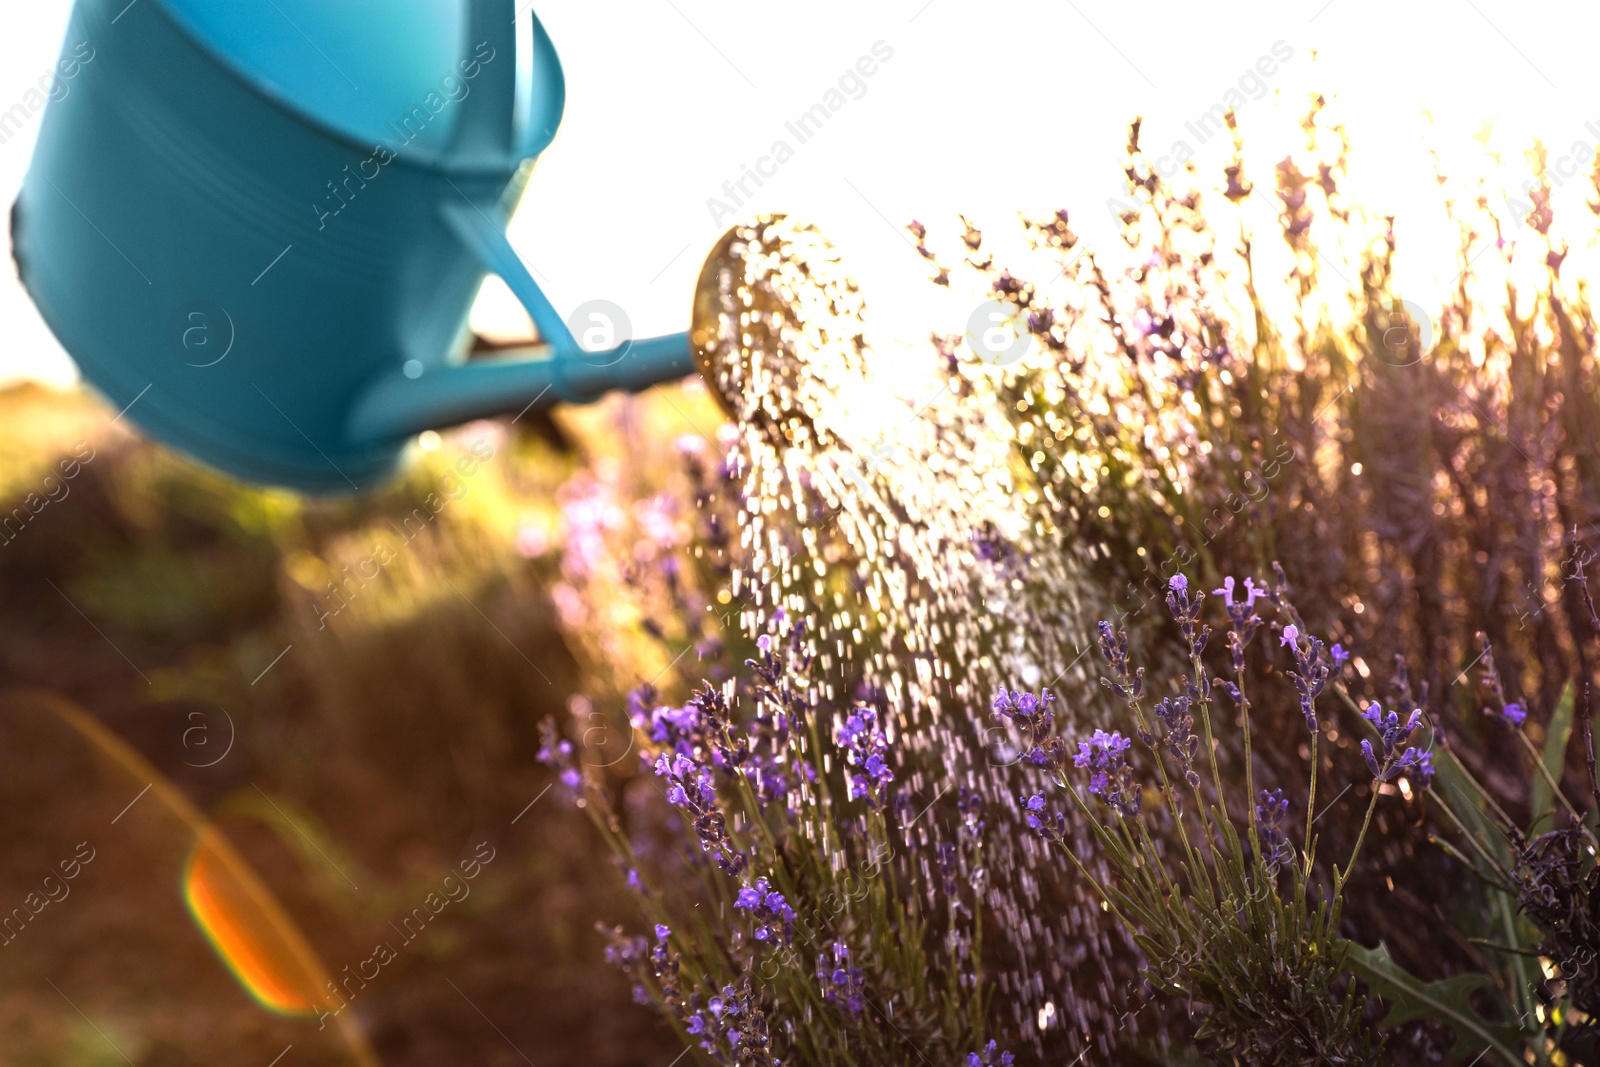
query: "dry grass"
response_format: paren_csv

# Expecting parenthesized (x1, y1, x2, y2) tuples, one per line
(0, 380, 713, 1066)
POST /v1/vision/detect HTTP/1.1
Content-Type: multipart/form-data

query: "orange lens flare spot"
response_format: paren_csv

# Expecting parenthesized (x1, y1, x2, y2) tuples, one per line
(183, 830, 330, 1016)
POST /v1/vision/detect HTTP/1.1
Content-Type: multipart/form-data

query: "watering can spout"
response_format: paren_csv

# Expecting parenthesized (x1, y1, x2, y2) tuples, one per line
(346, 332, 695, 442)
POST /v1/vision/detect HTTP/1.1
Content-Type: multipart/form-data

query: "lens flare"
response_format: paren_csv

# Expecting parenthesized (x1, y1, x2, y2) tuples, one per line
(4, 692, 378, 1065)
(183, 827, 333, 1016)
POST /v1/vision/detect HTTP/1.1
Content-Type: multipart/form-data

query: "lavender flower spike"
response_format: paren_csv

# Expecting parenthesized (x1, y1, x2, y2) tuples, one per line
(1073, 730, 1141, 819)
(1164, 573, 1209, 658)
(1154, 696, 1202, 789)
(994, 687, 1067, 768)
(1214, 575, 1265, 671)
(1279, 623, 1331, 733)
(654, 751, 747, 877)
(817, 942, 866, 1013)
(1500, 702, 1527, 726)
(837, 705, 894, 808)
(1255, 788, 1293, 868)
(967, 1039, 1016, 1067)
(1358, 700, 1433, 787)
(1213, 575, 1265, 629)
(1020, 792, 1067, 843)
(733, 876, 797, 945)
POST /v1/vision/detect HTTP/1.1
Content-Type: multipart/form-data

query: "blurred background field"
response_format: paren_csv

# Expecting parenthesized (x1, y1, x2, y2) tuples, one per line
(0, 378, 723, 1066)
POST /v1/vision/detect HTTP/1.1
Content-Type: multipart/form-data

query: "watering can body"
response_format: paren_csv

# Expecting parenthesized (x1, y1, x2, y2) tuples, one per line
(14, 0, 695, 492)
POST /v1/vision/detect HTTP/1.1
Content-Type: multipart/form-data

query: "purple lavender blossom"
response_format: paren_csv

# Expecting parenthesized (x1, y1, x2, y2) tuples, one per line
(636, 700, 707, 757)
(536, 719, 582, 794)
(1255, 787, 1293, 869)
(743, 647, 814, 814)
(1213, 575, 1264, 614)
(1397, 748, 1435, 787)
(683, 979, 776, 1065)
(1096, 622, 1145, 701)
(603, 921, 683, 1017)
(747, 754, 810, 816)
(603, 933, 648, 970)
(635, 683, 748, 771)
(1330, 643, 1350, 669)
(1074, 729, 1132, 769)
(1278, 622, 1331, 732)
(1073, 730, 1141, 819)
(971, 521, 1022, 569)
(1474, 633, 1523, 729)
(1472, 635, 1528, 729)
(994, 687, 1067, 769)
(1358, 701, 1433, 787)
(733, 876, 796, 945)
(837, 705, 894, 808)
(956, 786, 986, 844)
(1357, 740, 1382, 779)
(1020, 793, 1067, 844)
(1501, 701, 1527, 726)
(1363, 701, 1423, 755)
(745, 620, 814, 738)
(1165, 573, 1210, 658)
(1213, 576, 1266, 671)
(967, 1039, 1016, 1066)
(817, 942, 865, 1013)
(1360, 741, 1434, 788)
(1153, 696, 1202, 789)
(653, 751, 747, 876)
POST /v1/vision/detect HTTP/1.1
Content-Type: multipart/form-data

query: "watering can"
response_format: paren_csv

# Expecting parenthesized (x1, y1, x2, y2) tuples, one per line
(13, 0, 710, 492)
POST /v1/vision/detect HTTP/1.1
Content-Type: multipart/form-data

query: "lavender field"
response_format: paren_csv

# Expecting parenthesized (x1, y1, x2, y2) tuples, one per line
(4, 44, 1600, 1067)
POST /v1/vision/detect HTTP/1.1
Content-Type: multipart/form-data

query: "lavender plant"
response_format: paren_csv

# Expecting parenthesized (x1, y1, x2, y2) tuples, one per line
(539, 618, 996, 1066)
(1001, 568, 1473, 1065)
(530, 98, 1600, 1063)
(1417, 560, 1600, 1064)
(906, 99, 1600, 1051)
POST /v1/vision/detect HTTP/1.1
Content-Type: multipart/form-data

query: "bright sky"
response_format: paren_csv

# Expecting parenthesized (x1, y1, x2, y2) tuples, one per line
(3, 0, 1597, 388)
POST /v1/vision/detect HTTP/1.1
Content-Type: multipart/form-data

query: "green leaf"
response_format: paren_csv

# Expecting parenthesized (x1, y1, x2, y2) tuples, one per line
(1531, 682, 1576, 826)
(1346, 941, 1523, 1064)
(1433, 746, 1512, 869)
(1431, 745, 1544, 1034)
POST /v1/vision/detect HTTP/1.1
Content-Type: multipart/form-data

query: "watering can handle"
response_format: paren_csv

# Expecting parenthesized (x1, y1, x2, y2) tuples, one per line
(343, 201, 696, 442)
(444, 0, 520, 169)
(343, 1, 696, 444)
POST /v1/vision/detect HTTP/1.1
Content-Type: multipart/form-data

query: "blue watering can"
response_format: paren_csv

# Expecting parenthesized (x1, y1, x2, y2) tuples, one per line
(13, 0, 706, 492)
